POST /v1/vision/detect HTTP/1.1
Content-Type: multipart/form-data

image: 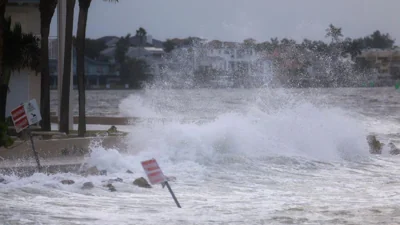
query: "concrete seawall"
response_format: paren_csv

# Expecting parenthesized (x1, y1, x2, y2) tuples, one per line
(0, 158, 84, 177)
(49, 116, 215, 125)
(0, 136, 131, 176)
(0, 136, 128, 160)
(50, 116, 134, 125)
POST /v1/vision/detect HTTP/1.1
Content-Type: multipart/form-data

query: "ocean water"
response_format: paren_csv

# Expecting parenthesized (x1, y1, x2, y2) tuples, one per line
(2, 87, 400, 224)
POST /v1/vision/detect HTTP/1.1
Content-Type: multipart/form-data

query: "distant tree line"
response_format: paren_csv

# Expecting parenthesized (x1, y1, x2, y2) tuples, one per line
(72, 24, 397, 89)
(159, 24, 396, 87)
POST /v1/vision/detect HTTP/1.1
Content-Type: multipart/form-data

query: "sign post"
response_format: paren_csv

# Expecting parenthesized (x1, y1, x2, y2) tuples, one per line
(141, 158, 181, 208)
(10, 99, 42, 172)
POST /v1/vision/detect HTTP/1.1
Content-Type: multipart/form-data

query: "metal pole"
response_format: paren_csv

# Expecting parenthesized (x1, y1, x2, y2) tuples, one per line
(58, 0, 73, 131)
(28, 131, 41, 172)
(164, 181, 181, 208)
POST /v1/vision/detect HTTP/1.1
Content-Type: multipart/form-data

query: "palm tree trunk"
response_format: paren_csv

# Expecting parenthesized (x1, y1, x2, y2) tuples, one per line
(59, 0, 75, 133)
(39, 28, 51, 130)
(0, 70, 10, 123)
(76, 0, 91, 137)
(0, 0, 7, 123)
(39, 0, 58, 131)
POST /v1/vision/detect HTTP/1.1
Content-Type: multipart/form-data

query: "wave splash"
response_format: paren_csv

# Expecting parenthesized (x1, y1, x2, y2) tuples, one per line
(87, 90, 371, 175)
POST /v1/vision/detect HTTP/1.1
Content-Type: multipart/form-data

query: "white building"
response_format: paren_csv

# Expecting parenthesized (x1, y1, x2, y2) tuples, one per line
(6, 0, 74, 129)
(6, 0, 41, 117)
(193, 44, 273, 76)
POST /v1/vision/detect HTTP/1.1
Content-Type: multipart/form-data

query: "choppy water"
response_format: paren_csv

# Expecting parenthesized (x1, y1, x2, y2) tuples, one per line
(2, 87, 400, 224)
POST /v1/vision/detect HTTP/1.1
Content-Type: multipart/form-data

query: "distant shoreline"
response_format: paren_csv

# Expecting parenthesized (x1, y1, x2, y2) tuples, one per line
(49, 83, 397, 90)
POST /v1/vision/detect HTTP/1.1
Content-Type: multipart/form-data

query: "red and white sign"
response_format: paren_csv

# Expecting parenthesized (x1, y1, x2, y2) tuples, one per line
(10, 99, 42, 133)
(141, 158, 167, 185)
(11, 105, 29, 133)
(11, 105, 25, 121)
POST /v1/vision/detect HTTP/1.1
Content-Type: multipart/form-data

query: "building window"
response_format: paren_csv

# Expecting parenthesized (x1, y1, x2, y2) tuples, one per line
(96, 66, 103, 74)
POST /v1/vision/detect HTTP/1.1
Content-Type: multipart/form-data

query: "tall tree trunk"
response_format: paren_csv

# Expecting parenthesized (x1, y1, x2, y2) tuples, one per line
(0, 0, 7, 123)
(0, 84, 6, 122)
(39, 0, 58, 131)
(76, 0, 91, 137)
(0, 70, 10, 124)
(59, 0, 75, 133)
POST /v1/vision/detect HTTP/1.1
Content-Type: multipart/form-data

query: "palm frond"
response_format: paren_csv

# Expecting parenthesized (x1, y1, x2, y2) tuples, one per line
(2, 16, 40, 73)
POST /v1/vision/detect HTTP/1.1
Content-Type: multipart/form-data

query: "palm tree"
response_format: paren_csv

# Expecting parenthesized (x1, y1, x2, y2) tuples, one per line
(39, 0, 58, 131)
(136, 27, 147, 46)
(325, 24, 343, 43)
(59, 0, 75, 133)
(0, 17, 40, 122)
(75, 0, 118, 136)
(0, 0, 7, 123)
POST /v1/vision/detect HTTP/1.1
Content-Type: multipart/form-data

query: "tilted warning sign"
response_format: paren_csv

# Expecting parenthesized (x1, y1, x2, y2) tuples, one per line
(10, 99, 42, 133)
(141, 158, 167, 185)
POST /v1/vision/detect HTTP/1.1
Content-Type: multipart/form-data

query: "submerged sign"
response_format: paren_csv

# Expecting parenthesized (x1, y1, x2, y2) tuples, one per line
(10, 99, 42, 133)
(141, 158, 167, 185)
(140, 158, 181, 208)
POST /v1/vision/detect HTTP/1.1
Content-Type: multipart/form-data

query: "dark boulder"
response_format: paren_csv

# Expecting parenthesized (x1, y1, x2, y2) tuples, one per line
(388, 143, 400, 155)
(82, 182, 94, 190)
(133, 177, 152, 188)
(61, 180, 75, 185)
(104, 183, 117, 192)
(367, 135, 383, 154)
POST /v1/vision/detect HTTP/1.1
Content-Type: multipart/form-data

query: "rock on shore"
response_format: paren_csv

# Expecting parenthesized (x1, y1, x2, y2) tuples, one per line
(388, 143, 400, 155)
(367, 135, 400, 155)
(133, 177, 152, 188)
(367, 135, 383, 154)
(82, 182, 94, 190)
(61, 180, 75, 185)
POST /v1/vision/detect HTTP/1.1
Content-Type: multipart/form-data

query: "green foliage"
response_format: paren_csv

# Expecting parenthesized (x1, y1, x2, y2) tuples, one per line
(73, 37, 107, 59)
(367, 135, 382, 154)
(363, 30, 395, 49)
(243, 38, 256, 48)
(3, 16, 40, 73)
(115, 33, 131, 65)
(113, 31, 152, 88)
(5, 116, 12, 126)
(163, 39, 176, 53)
(342, 38, 363, 59)
(0, 17, 41, 123)
(107, 125, 117, 133)
(0, 121, 13, 148)
(121, 58, 151, 88)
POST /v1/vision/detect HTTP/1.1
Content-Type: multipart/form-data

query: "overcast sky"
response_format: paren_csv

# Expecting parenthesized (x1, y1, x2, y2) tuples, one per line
(50, 0, 399, 44)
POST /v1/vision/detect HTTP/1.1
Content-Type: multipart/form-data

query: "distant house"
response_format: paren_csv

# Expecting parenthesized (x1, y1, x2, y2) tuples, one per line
(99, 34, 166, 77)
(195, 42, 273, 75)
(49, 49, 119, 89)
(356, 48, 400, 77)
(126, 46, 165, 58)
(128, 35, 164, 48)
